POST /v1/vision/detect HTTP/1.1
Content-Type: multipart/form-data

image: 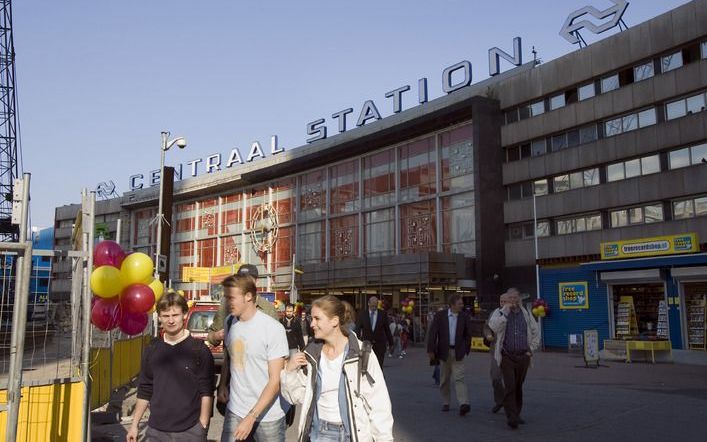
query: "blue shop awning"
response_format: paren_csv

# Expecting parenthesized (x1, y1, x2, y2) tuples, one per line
(580, 252, 707, 272)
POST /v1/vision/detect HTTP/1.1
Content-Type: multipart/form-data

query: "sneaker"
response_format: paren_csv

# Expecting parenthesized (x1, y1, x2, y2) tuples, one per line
(459, 404, 470, 416)
(398, 355, 403, 359)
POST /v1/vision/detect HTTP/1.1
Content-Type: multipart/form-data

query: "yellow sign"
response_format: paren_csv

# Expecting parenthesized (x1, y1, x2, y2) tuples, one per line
(182, 264, 242, 282)
(600, 233, 698, 260)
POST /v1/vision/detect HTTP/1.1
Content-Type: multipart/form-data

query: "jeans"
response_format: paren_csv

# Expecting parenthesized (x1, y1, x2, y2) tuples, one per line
(311, 419, 349, 442)
(220, 410, 285, 442)
(145, 421, 207, 441)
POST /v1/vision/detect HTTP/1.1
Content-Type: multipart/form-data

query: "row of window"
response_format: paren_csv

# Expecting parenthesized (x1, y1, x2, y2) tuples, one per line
(666, 89, 707, 121)
(507, 194, 707, 240)
(502, 40, 707, 125)
(507, 140, 707, 201)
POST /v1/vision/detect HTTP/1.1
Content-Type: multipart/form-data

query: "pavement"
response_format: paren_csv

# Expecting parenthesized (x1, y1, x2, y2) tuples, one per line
(92, 347, 707, 441)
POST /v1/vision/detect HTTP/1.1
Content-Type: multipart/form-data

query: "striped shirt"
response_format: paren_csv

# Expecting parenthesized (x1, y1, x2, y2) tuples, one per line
(502, 309, 528, 353)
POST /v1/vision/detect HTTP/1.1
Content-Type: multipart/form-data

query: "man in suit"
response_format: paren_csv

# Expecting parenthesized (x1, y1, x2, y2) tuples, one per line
(427, 293, 472, 416)
(355, 296, 394, 367)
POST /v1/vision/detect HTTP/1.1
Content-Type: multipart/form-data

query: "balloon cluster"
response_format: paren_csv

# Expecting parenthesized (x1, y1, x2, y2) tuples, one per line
(294, 301, 305, 313)
(531, 298, 549, 318)
(400, 298, 415, 315)
(89, 240, 164, 335)
(273, 299, 285, 311)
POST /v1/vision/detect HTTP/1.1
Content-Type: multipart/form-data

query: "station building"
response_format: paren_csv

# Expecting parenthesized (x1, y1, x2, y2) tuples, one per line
(53, 1, 707, 350)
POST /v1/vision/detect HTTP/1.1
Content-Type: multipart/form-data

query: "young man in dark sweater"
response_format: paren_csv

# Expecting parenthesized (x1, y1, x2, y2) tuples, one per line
(127, 292, 215, 442)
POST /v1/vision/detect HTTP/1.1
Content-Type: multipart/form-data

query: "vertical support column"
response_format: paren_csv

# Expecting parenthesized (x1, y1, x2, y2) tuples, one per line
(5, 173, 32, 442)
(81, 188, 96, 442)
(394, 147, 401, 255)
(435, 134, 443, 253)
(324, 168, 330, 263)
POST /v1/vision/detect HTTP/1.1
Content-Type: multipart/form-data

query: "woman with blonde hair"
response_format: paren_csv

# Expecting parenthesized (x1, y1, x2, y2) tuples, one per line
(281, 295, 394, 441)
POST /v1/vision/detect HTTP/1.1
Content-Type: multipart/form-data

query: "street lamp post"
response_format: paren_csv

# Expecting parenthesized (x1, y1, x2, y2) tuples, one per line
(154, 131, 187, 281)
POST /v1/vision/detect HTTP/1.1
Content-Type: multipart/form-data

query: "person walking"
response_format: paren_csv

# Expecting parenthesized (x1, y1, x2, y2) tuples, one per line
(400, 316, 411, 357)
(426, 294, 472, 416)
(355, 296, 394, 367)
(299, 309, 311, 346)
(219, 275, 290, 441)
(281, 303, 306, 355)
(127, 292, 215, 442)
(488, 288, 540, 430)
(389, 316, 402, 358)
(281, 295, 394, 441)
(484, 293, 510, 414)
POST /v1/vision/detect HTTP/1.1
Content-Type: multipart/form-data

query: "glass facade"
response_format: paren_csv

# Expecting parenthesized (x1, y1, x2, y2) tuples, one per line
(135, 122, 476, 294)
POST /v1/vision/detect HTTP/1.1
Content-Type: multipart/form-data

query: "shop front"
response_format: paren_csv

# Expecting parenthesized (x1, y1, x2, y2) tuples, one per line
(540, 233, 707, 357)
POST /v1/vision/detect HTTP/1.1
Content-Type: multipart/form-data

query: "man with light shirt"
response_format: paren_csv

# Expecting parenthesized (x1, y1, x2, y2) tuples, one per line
(220, 274, 289, 442)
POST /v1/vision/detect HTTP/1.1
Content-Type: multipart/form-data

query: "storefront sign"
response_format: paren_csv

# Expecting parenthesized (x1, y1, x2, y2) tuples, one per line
(559, 281, 589, 310)
(182, 264, 242, 283)
(600, 233, 699, 260)
(128, 136, 285, 191)
(305, 38, 524, 144)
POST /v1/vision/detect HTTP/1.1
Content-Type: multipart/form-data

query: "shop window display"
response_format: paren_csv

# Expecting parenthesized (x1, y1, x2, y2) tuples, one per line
(612, 284, 666, 338)
(685, 283, 707, 350)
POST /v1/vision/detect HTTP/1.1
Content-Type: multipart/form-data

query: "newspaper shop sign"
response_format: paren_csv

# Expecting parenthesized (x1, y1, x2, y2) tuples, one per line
(600, 233, 699, 260)
(559, 281, 589, 310)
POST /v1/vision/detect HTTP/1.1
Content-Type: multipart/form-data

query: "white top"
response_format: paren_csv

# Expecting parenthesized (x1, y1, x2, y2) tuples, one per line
(226, 310, 289, 422)
(317, 350, 345, 423)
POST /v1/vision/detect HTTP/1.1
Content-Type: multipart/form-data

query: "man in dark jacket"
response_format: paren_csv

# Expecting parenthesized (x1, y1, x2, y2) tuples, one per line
(355, 296, 394, 367)
(280, 303, 305, 354)
(427, 293, 472, 416)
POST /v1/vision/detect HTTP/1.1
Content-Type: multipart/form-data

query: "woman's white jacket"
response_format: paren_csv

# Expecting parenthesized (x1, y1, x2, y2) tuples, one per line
(280, 334, 394, 441)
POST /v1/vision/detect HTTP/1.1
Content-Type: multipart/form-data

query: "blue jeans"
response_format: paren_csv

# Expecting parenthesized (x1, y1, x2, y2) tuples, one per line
(220, 410, 285, 442)
(311, 419, 349, 442)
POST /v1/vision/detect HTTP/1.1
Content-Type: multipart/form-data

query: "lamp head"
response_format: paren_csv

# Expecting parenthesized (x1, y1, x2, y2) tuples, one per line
(176, 138, 187, 149)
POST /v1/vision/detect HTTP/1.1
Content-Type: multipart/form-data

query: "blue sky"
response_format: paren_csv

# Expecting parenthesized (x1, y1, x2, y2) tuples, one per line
(13, 0, 689, 228)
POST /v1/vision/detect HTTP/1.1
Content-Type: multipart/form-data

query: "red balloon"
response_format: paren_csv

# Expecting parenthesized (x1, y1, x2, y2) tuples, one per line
(91, 297, 121, 331)
(118, 311, 148, 335)
(94, 240, 126, 268)
(120, 284, 156, 314)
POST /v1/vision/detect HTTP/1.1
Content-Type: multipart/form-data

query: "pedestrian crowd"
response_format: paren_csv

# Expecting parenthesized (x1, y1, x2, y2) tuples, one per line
(127, 262, 538, 441)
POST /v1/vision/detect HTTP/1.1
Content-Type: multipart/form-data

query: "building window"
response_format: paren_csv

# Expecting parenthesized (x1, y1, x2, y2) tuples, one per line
(221, 194, 242, 235)
(534, 179, 548, 196)
(638, 108, 657, 127)
(669, 147, 691, 169)
(536, 220, 550, 237)
(634, 61, 655, 82)
(442, 192, 475, 256)
(601, 74, 619, 93)
(400, 200, 437, 254)
(661, 51, 683, 73)
(399, 136, 436, 202)
(299, 221, 325, 264)
(673, 195, 707, 219)
(578, 82, 595, 101)
(507, 182, 533, 201)
(611, 204, 664, 228)
(299, 169, 326, 221)
(553, 167, 599, 193)
(507, 220, 550, 241)
(687, 93, 706, 115)
(529, 100, 545, 117)
(505, 109, 519, 124)
(607, 154, 660, 182)
(556, 214, 601, 235)
(702, 41, 707, 59)
(330, 215, 359, 260)
(531, 139, 546, 156)
(440, 124, 474, 192)
(604, 118, 622, 137)
(364, 209, 394, 257)
(673, 199, 695, 219)
(604, 108, 656, 137)
(363, 149, 395, 209)
(551, 133, 568, 152)
(553, 175, 570, 193)
(549, 93, 565, 111)
(667, 92, 707, 120)
(579, 125, 598, 144)
(330, 160, 360, 214)
(583, 168, 600, 186)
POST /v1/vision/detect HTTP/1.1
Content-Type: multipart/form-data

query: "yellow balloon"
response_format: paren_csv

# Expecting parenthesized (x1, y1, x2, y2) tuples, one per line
(90, 266, 124, 298)
(148, 304, 156, 314)
(120, 252, 154, 285)
(148, 279, 165, 302)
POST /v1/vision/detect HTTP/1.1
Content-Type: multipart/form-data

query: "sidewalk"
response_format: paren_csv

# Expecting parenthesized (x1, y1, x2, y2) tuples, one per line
(92, 347, 707, 441)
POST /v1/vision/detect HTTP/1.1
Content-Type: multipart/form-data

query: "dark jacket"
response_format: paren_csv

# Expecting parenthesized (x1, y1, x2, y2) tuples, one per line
(281, 316, 306, 350)
(427, 308, 472, 362)
(355, 309, 394, 349)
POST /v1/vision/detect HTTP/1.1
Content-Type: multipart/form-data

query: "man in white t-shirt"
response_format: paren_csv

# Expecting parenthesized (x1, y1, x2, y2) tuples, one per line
(220, 275, 289, 442)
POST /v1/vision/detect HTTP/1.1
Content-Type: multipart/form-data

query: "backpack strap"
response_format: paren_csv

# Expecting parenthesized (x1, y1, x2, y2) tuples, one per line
(356, 340, 375, 396)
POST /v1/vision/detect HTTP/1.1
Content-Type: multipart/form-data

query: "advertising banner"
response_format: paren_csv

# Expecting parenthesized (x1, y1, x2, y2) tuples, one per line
(559, 281, 589, 310)
(600, 233, 698, 260)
